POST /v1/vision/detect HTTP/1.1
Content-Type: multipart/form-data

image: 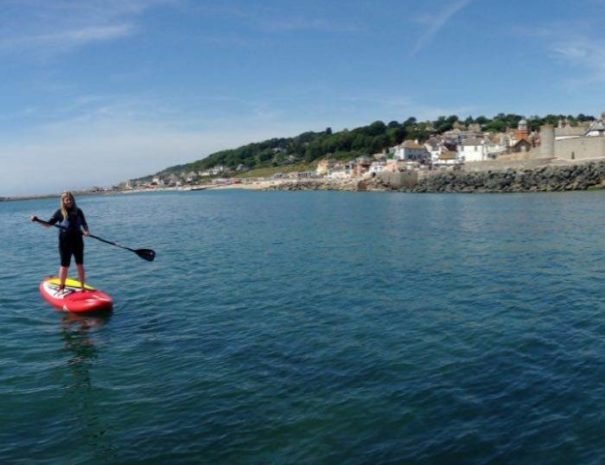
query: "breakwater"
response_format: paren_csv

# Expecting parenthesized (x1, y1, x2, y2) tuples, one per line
(261, 160, 605, 193)
(405, 160, 605, 193)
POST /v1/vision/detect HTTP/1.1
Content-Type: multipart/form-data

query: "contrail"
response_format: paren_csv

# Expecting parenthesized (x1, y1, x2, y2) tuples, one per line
(411, 0, 474, 56)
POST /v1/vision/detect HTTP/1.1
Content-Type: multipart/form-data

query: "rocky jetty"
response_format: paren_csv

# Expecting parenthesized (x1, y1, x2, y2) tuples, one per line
(260, 178, 372, 191)
(403, 160, 605, 193)
(261, 178, 384, 192)
(258, 160, 605, 193)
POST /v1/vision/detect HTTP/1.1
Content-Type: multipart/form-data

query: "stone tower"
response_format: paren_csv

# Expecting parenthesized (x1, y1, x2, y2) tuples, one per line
(540, 125, 555, 158)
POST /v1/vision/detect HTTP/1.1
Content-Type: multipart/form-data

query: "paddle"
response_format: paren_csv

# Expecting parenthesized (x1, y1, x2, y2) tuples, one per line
(31, 217, 156, 262)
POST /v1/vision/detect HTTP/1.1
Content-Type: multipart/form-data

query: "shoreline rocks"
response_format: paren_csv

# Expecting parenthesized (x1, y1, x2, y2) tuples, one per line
(260, 178, 384, 192)
(259, 160, 605, 193)
(403, 161, 605, 193)
(9, 160, 604, 200)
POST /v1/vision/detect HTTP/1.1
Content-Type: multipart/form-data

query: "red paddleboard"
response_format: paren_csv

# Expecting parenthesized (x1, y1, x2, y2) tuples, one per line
(40, 277, 113, 313)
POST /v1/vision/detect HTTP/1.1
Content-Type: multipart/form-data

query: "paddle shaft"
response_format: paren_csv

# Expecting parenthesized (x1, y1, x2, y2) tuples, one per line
(88, 232, 137, 253)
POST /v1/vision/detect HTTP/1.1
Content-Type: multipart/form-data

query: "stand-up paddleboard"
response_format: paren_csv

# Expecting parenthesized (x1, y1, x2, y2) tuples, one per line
(40, 277, 113, 313)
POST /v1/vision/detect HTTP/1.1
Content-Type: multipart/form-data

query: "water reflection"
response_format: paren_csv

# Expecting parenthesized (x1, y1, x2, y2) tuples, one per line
(61, 312, 116, 463)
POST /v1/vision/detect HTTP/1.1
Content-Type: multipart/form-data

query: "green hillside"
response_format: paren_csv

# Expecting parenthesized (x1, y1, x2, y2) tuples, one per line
(145, 113, 595, 180)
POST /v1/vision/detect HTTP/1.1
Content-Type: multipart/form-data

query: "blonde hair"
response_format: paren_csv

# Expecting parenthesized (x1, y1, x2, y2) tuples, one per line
(60, 191, 77, 221)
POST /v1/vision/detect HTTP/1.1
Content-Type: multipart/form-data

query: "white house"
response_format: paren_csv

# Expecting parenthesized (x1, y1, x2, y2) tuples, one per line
(392, 140, 430, 162)
(458, 138, 488, 162)
(424, 137, 442, 163)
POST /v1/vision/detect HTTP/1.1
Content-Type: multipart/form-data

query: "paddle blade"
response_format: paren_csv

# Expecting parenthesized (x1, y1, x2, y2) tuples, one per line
(136, 249, 156, 261)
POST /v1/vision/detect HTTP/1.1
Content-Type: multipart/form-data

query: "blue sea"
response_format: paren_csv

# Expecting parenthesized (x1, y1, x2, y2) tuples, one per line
(1, 190, 604, 465)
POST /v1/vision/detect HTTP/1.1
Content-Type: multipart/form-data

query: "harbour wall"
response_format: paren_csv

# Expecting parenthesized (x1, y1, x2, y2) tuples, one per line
(395, 160, 605, 193)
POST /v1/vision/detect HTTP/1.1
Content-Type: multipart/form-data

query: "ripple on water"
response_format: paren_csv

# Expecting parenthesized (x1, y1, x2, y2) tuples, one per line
(1, 191, 605, 464)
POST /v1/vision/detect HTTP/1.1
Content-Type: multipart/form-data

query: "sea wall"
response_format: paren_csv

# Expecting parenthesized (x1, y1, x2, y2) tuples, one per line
(400, 160, 605, 193)
(258, 160, 605, 193)
(555, 137, 605, 161)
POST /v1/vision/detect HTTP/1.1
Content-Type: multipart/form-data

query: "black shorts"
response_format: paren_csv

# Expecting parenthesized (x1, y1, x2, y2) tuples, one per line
(59, 234, 84, 267)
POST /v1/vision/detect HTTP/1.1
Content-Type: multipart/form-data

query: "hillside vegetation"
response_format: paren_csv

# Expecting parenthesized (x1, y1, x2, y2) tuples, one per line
(148, 113, 595, 179)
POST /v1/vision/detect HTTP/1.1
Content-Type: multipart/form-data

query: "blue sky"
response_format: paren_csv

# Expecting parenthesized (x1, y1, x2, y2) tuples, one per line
(2, 0, 605, 196)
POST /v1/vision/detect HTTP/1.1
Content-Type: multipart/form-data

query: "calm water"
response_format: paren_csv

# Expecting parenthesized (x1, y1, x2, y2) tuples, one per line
(1, 190, 604, 465)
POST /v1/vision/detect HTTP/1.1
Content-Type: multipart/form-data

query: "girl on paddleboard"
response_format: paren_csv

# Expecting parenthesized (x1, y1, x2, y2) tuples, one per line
(32, 192, 90, 292)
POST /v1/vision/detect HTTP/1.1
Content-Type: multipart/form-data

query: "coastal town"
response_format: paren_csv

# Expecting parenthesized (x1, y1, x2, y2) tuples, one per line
(5, 114, 603, 202)
(121, 114, 605, 194)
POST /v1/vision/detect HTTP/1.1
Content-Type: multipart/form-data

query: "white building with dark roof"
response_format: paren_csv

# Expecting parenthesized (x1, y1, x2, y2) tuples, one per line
(392, 140, 430, 162)
(459, 138, 488, 162)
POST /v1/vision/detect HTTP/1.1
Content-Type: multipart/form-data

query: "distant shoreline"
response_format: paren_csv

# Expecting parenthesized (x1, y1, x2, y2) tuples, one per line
(4, 158, 605, 201)
(0, 189, 120, 203)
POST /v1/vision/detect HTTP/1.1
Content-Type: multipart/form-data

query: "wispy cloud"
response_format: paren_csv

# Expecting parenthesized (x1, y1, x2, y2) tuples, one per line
(509, 10, 605, 85)
(190, 3, 360, 34)
(0, 0, 175, 56)
(259, 17, 360, 33)
(0, 25, 134, 54)
(551, 38, 605, 84)
(411, 0, 474, 56)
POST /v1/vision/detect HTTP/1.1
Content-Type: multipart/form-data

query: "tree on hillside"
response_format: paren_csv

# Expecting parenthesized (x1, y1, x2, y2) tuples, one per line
(386, 126, 406, 146)
(145, 111, 603, 181)
(434, 115, 459, 133)
(366, 120, 387, 136)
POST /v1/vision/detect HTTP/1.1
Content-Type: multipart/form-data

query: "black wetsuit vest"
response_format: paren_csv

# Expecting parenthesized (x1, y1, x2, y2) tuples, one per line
(49, 207, 88, 266)
(49, 207, 88, 236)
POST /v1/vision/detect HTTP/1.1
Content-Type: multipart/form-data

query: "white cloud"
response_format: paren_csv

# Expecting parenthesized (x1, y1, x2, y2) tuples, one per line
(412, 0, 474, 56)
(259, 17, 360, 33)
(510, 12, 605, 86)
(552, 40, 605, 70)
(0, 25, 134, 54)
(0, 0, 176, 57)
